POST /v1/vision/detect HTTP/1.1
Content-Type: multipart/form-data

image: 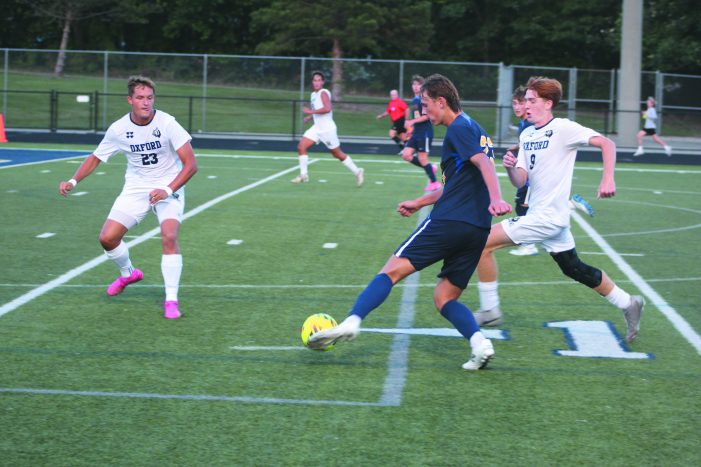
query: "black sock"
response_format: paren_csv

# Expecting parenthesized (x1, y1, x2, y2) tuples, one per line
(422, 163, 436, 182)
(409, 155, 422, 167)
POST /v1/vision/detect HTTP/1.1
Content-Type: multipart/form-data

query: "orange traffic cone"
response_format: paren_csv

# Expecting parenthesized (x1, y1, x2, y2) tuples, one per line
(0, 114, 7, 143)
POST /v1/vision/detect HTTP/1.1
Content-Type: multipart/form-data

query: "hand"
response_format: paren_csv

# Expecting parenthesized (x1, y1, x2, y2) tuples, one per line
(597, 178, 616, 199)
(59, 180, 75, 197)
(397, 199, 420, 217)
(488, 199, 513, 217)
(149, 188, 170, 205)
(502, 151, 517, 169)
(302, 107, 313, 115)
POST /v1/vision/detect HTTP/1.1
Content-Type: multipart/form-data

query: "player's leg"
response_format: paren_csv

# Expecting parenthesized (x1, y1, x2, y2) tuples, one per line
(102, 193, 148, 296)
(293, 135, 315, 183)
(329, 143, 364, 187)
(551, 249, 644, 342)
(156, 196, 185, 319)
(307, 255, 415, 349)
(634, 130, 646, 156)
(652, 134, 672, 155)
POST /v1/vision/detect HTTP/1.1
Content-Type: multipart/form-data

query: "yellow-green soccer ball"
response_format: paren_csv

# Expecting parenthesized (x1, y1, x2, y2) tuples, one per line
(300, 313, 338, 351)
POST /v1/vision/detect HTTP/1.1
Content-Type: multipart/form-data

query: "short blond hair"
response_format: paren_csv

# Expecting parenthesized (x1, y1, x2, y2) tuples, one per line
(127, 75, 156, 96)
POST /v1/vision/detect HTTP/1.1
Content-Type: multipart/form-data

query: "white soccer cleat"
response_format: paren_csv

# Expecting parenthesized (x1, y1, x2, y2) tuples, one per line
(623, 295, 644, 343)
(291, 174, 309, 184)
(633, 147, 644, 157)
(462, 339, 495, 370)
(509, 244, 538, 256)
(355, 168, 365, 187)
(664, 145, 672, 156)
(307, 315, 361, 350)
(474, 307, 503, 327)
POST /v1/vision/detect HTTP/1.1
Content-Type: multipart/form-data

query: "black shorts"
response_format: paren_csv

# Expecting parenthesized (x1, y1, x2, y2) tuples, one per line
(644, 128, 656, 136)
(394, 218, 489, 289)
(405, 131, 433, 153)
(391, 117, 407, 133)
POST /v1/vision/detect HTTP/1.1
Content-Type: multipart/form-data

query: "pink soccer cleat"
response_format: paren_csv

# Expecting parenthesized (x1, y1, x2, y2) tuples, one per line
(424, 181, 442, 191)
(106, 269, 143, 296)
(164, 300, 181, 319)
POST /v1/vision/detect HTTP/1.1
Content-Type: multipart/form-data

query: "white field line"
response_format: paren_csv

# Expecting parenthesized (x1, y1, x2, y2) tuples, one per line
(0, 153, 89, 169)
(0, 161, 312, 318)
(571, 210, 701, 356)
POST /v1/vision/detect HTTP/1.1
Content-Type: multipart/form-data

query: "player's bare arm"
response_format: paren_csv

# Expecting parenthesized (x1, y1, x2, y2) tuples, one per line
(148, 142, 198, 205)
(502, 150, 527, 189)
(589, 135, 617, 198)
(397, 189, 443, 217)
(303, 91, 332, 115)
(59, 154, 102, 197)
(472, 153, 512, 217)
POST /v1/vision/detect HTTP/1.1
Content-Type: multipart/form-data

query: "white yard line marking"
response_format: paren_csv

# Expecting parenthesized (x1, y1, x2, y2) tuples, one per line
(0, 154, 88, 170)
(581, 251, 645, 257)
(0, 162, 312, 318)
(35, 232, 56, 239)
(571, 210, 701, 356)
(363, 328, 509, 340)
(227, 239, 244, 245)
(322, 243, 337, 249)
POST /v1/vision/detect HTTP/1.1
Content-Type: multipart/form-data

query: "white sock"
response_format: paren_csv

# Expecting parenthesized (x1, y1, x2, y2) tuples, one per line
(605, 285, 632, 309)
(469, 331, 485, 349)
(342, 314, 362, 330)
(342, 156, 360, 174)
(299, 155, 309, 176)
(478, 281, 500, 310)
(161, 254, 182, 302)
(637, 146, 643, 151)
(105, 241, 134, 277)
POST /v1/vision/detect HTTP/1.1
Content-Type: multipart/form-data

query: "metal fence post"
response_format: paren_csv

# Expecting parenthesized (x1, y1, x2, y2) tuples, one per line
(50, 90, 58, 132)
(202, 54, 208, 132)
(568, 67, 577, 121)
(291, 99, 297, 141)
(609, 68, 616, 134)
(102, 51, 109, 130)
(399, 60, 404, 98)
(188, 96, 193, 133)
(2, 49, 8, 119)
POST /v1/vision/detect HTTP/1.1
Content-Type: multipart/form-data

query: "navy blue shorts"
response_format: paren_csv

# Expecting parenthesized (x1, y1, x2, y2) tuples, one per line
(394, 218, 489, 289)
(405, 131, 433, 153)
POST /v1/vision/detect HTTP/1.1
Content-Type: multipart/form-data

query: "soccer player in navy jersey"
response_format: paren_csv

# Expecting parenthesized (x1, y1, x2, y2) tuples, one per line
(474, 76, 644, 342)
(403, 75, 441, 191)
(308, 74, 512, 370)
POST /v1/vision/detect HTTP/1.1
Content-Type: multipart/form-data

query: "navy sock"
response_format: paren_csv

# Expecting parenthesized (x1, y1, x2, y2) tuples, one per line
(409, 155, 422, 167)
(422, 163, 436, 182)
(349, 273, 394, 319)
(392, 136, 403, 148)
(440, 300, 480, 339)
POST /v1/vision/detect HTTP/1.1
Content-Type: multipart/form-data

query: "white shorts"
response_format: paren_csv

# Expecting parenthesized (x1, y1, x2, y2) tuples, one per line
(108, 185, 185, 230)
(500, 213, 575, 253)
(303, 125, 340, 150)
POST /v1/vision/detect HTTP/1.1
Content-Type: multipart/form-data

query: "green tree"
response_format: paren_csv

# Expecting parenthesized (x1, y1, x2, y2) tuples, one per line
(251, 0, 433, 98)
(644, 0, 701, 73)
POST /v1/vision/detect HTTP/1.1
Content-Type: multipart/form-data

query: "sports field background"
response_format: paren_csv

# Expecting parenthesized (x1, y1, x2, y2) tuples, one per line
(0, 145, 699, 465)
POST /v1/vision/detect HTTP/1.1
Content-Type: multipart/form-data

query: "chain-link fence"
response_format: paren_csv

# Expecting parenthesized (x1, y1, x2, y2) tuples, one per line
(2, 48, 700, 142)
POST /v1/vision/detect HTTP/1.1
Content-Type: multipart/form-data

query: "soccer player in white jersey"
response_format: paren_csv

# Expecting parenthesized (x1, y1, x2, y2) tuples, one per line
(59, 76, 198, 319)
(473, 76, 644, 343)
(291, 71, 364, 186)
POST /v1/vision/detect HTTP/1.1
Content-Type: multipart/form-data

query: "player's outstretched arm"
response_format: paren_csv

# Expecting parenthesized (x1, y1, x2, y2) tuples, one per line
(502, 150, 527, 189)
(397, 189, 443, 217)
(59, 154, 102, 197)
(472, 153, 512, 217)
(589, 135, 617, 198)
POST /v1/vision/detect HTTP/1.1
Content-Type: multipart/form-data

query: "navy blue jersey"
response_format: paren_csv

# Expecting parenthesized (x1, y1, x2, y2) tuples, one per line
(410, 96, 433, 136)
(518, 119, 534, 135)
(429, 112, 493, 229)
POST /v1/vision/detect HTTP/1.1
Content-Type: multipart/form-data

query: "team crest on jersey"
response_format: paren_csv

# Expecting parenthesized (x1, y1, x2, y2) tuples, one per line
(126, 131, 134, 139)
(152, 128, 161, 138)
(508, 216, 522, 225)
(545, 130, 553, 137)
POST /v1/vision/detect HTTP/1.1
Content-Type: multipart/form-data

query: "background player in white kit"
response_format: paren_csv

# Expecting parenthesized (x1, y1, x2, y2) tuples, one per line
(473, 76, 644, 343)
(59, 76, 198, 319)
(291, 71, 364, 186)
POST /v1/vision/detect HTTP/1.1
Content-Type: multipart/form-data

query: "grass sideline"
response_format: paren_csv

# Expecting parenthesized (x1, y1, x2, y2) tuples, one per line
(0, 145, 700, 465)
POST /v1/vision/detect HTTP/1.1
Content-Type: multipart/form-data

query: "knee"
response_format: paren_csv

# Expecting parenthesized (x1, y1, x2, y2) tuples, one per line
(98, 232, 119, 251)
(551, 249, 602, 288)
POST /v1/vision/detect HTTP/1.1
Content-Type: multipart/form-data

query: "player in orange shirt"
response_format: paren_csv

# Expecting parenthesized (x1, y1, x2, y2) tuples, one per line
(377, 89, 409, 153)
